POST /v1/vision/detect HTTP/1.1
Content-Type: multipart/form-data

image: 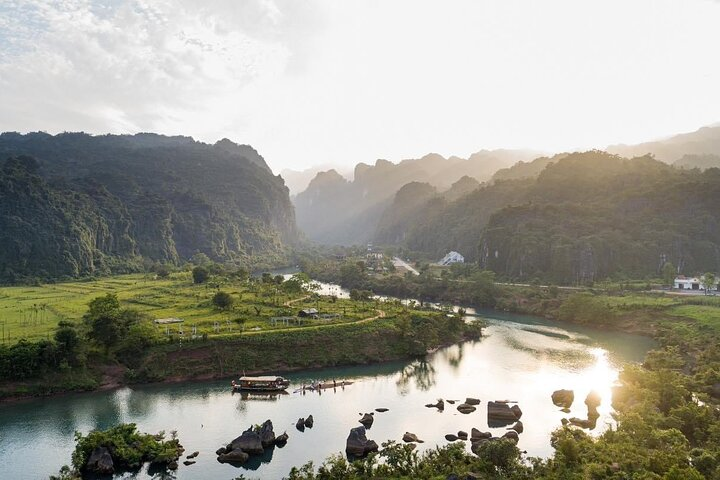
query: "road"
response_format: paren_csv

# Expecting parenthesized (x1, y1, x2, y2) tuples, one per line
(392, 257, 419, 275)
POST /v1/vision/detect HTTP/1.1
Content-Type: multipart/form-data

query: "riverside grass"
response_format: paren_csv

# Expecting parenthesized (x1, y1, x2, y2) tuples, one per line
(0, 272, 395, 345)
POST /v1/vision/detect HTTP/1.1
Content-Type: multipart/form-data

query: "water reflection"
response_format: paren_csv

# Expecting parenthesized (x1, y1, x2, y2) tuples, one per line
(396, 360, 436, 394)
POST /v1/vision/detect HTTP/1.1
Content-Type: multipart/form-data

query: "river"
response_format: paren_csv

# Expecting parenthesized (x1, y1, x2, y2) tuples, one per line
(0, 286, 655, 480)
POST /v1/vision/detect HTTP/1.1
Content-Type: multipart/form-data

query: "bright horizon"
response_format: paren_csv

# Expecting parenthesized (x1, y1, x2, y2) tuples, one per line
(2, 0, 719, 173)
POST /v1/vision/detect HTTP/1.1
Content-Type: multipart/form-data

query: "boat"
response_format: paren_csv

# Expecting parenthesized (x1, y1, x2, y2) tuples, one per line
(293, 380, 354, 393)
(231, 375, 290, 392)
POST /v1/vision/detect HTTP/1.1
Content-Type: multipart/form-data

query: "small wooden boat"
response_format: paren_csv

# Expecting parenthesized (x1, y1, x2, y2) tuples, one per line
(232, 376, 290, 392)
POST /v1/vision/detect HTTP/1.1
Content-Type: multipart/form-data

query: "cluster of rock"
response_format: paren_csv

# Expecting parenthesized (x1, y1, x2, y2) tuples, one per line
(216, 420, 288, 465)
(566, 391, 601, 429)
(552, 389, 602, 429)
(296, 415, 314, 431)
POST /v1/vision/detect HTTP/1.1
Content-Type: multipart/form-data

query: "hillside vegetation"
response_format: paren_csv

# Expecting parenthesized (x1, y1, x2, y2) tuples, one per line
(0, 132, 297, 282)
(373, 151, 720, 283)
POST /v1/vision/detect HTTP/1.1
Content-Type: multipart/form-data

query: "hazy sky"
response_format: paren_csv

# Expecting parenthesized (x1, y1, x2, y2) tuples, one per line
(1, 0, 719, 172)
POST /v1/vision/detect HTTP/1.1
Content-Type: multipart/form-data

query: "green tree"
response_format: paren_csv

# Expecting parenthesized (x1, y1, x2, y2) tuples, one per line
(84, 294, 124, 354)
(701, 272, 716, 294)
(662, 262, 676, 286)
(54, 321, 81, 366)
(192, 266, 209, 284)
(212, 291, 235, 310)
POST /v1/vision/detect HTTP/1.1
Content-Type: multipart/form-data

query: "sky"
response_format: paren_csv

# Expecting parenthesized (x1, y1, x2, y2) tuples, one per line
(1, 0, 720, 173)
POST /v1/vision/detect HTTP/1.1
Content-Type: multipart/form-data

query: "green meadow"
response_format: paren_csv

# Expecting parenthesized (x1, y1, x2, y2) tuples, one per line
(0, 273, 390, 344)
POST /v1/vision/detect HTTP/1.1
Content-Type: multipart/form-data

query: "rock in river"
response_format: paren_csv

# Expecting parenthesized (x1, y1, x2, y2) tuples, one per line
(296, 418, 306, 431)
(445, 434, 460, 441)
(402, 432, 423, 443)
(471, 428, 491, 440)
(259, 419, 276, 448)
(218, 449, 249, 464)
(551, 389, 574, 409)
(457, 431, 468, 440)
(346, 426, 379, 457)
(375, 408, 389, 413)
(359, 413, 374, 427)
(275, 432, 289, 447)
(425, 399, 445, 410)
(186, 451, 199, 459)
(304, 415, 314, 428)
(502, 430, 519, 443)
(510, 421, 524, 433)
(86, 446, 114, 474)
(465, 397, 481, 406)
(229, 426, 264, 455)
(456, 403, 477, 414)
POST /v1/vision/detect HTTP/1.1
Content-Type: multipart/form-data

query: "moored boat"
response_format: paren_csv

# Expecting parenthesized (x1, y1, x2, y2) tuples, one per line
(232, 375, 290, 392)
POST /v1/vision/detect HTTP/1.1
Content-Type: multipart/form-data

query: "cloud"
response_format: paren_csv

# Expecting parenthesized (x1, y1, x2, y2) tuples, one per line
(0, 0, 317, 134)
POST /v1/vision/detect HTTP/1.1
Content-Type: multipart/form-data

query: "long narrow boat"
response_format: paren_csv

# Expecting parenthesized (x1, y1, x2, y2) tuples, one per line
(231, 375, 290, 392)
(293, 380, 354, 393)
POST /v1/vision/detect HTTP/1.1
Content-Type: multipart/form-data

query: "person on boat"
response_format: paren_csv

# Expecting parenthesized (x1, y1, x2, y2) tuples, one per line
(333, 378, 337, 388)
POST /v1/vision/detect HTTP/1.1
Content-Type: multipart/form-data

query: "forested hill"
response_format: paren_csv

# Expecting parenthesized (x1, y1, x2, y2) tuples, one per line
(0, 132, 297, 282)
(375, 151, 720, 283)
(294, 149, 539, 245)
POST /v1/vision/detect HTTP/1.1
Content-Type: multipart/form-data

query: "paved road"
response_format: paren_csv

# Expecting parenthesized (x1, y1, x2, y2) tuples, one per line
(393, 257, 419, 275)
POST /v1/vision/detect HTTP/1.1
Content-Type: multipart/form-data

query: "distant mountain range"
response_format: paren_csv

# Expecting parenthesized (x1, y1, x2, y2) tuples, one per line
(0, 132, 297, 282)
(292, 124, 720, 251)
(293, 149, 541, 245)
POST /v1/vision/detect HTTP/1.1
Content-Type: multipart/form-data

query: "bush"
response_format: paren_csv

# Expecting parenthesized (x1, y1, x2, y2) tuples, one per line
(212, 291, 235, 310)
(192, 266, 209, 284)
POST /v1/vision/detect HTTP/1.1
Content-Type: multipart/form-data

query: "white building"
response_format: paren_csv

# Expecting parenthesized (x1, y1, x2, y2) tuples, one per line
(674, 276, 719, 291)
(439, 251, 465, 266)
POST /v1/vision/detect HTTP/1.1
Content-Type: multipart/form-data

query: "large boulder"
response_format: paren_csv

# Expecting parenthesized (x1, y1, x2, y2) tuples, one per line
(487, 401, 519, 424)
(218, 448, 249, 464)
(86, 446, 114, 474)
(346, 426, 378, 457)
(510, 421, 524, 433)
(568, 417, 597, 429)
(551, 389, 574, 408)
(457, 431, 468, 440)
(465, 397, 481, 406)
(502, 431, 519, 443)
(296, 418, 306, 431)
(259, 420, 276, 448)
(445, 434, 460, 441)
(510, 405, 523, 419)
(304, 415, 314, 428)
(359, 413, 374, 427)
(229, 426, 264, 455)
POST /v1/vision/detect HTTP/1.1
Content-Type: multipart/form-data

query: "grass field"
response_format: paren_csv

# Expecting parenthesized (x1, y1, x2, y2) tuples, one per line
(0, 273, 394, 344)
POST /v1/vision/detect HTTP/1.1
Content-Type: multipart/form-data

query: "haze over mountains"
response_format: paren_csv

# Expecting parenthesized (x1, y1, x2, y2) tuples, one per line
(293, 124, 720, 249)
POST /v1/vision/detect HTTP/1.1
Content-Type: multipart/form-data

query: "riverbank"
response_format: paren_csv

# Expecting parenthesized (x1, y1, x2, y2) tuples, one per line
(0, 312, 482, 403)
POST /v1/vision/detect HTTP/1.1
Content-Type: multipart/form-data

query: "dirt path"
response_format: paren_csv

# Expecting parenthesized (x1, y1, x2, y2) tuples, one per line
(283, 295, 310, 307)
(241, 308, 386, 336)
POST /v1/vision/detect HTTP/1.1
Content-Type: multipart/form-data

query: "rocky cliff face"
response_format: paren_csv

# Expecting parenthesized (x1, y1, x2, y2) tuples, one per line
(0, 133, 297, 281)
